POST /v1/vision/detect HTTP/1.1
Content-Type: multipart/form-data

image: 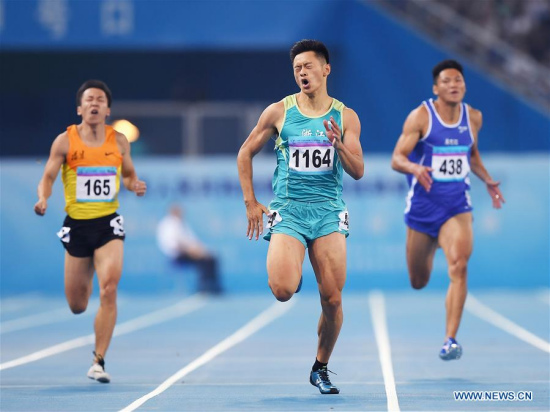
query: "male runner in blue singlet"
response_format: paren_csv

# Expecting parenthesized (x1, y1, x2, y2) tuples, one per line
(391, 60, 505, 361)
(237, 40, 364, 394)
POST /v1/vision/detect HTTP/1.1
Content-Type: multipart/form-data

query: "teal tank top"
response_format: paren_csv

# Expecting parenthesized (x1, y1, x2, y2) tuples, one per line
(272, 94, 345, 202)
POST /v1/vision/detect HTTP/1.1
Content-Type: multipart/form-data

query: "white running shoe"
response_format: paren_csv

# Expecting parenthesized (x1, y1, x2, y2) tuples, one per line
(87, 362, 111, 383)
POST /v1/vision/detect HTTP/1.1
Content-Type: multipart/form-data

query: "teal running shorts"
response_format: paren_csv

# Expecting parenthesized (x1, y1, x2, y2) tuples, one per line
(263, 197, 349, 248)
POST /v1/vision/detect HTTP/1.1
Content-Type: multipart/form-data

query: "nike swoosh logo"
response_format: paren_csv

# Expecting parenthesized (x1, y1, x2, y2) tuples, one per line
(105, 152, 115, 156)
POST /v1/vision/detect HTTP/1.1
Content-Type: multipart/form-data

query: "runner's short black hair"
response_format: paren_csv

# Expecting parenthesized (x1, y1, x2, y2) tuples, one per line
(76, 80, 112, 107)
(290, 39, 330, 64)
(432, 60, 463, 84)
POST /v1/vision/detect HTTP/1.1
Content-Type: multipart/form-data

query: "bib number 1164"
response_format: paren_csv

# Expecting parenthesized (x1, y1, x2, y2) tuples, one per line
(290, 146, 333, 173)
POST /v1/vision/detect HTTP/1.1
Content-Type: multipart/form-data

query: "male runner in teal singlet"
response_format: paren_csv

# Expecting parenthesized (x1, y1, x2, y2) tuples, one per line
(237, 39, 364, 394)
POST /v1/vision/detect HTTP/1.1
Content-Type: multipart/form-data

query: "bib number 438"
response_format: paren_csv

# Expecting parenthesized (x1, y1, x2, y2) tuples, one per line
(431, 154, 470, 181)
(439, 158, 463, 175)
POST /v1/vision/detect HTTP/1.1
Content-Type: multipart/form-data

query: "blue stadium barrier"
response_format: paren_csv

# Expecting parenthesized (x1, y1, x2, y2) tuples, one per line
(1, 155, 547, 295)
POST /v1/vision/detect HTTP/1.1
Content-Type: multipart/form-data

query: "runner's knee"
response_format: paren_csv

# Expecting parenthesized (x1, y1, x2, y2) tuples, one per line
(268, 280, 294, 302)
(408, 262, 432, 289)
(410, 275, 429, 289)
(409, 268, 431, 289)
(320, 294, 342, 318)
(65, 285, 90, 314)
(67, 299, 88, 314)
(448, 257, 468, 281)
(99, 279, 118, 304)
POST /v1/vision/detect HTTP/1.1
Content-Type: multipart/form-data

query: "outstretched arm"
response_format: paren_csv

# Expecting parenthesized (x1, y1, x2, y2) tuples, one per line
(34, 133, 68, 216)
(117, 132, 147, 196)
(468, 108, 505, 209)
(324, 108, 364, 180)
(391, 105, 433, 192)
(237, 101, 283, 240)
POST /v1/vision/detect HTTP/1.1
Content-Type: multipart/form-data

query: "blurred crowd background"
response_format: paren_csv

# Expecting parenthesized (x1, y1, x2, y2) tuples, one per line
(442, 0, 549, 64)
(1, 0, 548, 296)
(376, 0, 550, 113)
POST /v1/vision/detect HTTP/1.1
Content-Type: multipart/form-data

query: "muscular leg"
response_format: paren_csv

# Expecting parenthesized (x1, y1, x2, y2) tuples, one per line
(64, 252, 94, 314)
(266, 234, 305, 302)
(406, 227, 438, 289)
(438, 213, 473, 339)
(308, 232, 346, 363)
(92, 239, 123, 358)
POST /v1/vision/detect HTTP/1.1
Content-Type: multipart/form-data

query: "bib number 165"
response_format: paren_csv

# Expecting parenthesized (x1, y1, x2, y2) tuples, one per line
(76, 166, 117, 202)
(84, 179, 111, 196)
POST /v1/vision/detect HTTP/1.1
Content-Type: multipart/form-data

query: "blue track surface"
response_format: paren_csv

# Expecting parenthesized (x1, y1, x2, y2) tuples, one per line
(1, 290, 548, 411)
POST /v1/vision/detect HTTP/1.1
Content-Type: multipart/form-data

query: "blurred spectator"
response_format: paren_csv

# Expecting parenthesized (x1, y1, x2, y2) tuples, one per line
(157, 205, 222, 294)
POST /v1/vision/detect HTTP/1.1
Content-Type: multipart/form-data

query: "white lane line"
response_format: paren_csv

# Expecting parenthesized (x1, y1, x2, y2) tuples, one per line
(368, 291, 400, 412)
(0, 294, 207, 371)
(0, 302, 98, 334)
(466, 293, 550, 353)
(119, 299, 296, 412)
(0, 294, 45, 314)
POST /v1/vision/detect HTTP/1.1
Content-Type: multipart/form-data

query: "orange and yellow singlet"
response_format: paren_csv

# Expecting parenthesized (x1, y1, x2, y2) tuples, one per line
(61, 125, 122, 219)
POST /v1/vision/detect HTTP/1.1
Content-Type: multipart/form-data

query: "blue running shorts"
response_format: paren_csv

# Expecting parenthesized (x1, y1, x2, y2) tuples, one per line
(405, 192, 472, 238)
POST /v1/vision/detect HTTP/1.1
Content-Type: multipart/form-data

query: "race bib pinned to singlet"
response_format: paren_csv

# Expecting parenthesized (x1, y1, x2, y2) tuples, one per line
(431, 146, 470, 182)
(56, 226, 71, 243)
(110, 215, 125, 236)
(266, 210, 282, 229)
(338, 210, 349, 231)
(288, 135, 334, 174)
(76, 166, 117, 202)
